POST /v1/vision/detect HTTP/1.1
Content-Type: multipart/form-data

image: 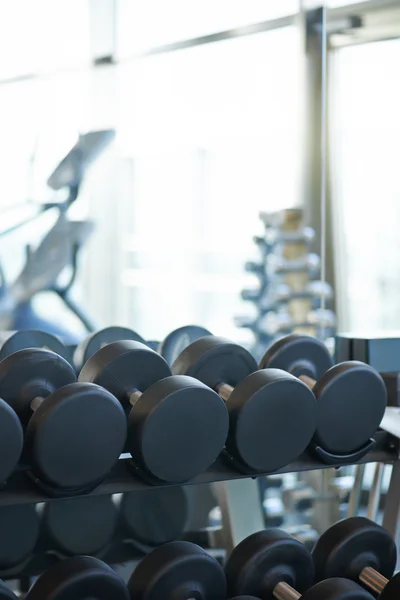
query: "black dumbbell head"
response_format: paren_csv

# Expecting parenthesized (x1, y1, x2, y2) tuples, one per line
(0, 349, 76, 425)
(26, 556, 129, 600)
(313, 362, 386, 455)
(74, 326, 146, 371)
(379, 572, 400, 600)
(159, 325, 212, 365)
(0, 505, 39, 569)
(225, 529, 314, 599)
(25, 382, 126, 489)
(128, 541, 226, 600)
(259, 334, 334, 380)
(43, 495, 118, 556)
(225, 369, 317, 472)
(79, 341, 171, 410)
(120, 487, 188, 548)
(172, 336, 258, 388)
(303, 579, 375, 600)
(0, 330, 70, 362)
(312, 517, 396, 583)
(0, 399, 23, 483)
(127, 375, 228, 482)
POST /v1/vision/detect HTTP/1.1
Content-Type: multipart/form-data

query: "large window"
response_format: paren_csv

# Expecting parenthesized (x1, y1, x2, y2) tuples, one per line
(330, 38, 400, 331)
(0, 1, 305, 341)
(112, 27, 302, 340)
(0, 0, 90, 80)
(117, 0, 298, 56)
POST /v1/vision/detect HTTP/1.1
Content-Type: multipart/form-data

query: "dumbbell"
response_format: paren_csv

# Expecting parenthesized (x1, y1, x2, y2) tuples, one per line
(262, 226, 316, 246)
(74, 325, 212, 371)
(172, 336, 317, 473)
(79, 341, 228, 483)
(0, 504, 39, 571)
(0, 395, 23, 484)
(241, 288, 262, 302)
(257, 282, 333, 309)
(225, 528, 374, 600)
(0, 349, 126, 492)
(267, 254, 320, 274)
(127, 540, 226, 600)
(245, 261, 265, 276)
(0, 330, 70, 362)
(312, 516, 400, 599)
(259, 335, 386, 460)
(119, 486, 188, 552)
(42, 495, 118, 557)
(25, 555, 129, 600)
(159, 325, 212, 365)
(73, 326, 146, 371)
(259, 310, 336, 336)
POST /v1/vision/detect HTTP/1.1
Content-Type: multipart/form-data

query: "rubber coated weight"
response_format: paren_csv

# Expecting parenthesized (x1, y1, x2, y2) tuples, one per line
(43, 495, 118, 556)
(173, 337, 316, 472)
(312, 517, 396, 582)
(74, 326, 146, 371)
(302, 579, 374, 600)
(0, 349, 126, 490)
(0, 400, 23, 483)
(127, 375, 228, 482)
(172, 336, 258, 388)
(0, 505, 39, 569)
(260, 336, 386, 456)
(0, 349, 76, 424)
(159, 325, 212, 365)
(225, 369, 317, 471)
(311, 362, 386, 455)
(379, 572, 400, 600)
(26, 555, 129, 600)
(24, 383, 126, 489)
(79, 341, 171, 410)
(260, 335, 333, 380)
(80, 341, 228, 483)
(225, 529, 314, 599)
(0, 330, 70, 362)
(0, 583, 16, 600)
(120, 487, 188, 548)
(128, 541, 227, 600)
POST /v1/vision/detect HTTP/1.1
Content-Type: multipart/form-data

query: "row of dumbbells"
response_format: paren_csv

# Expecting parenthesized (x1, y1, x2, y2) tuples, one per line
(2, 515, 397, 599)
(0, 328, 387, 496)
(0, 487, 189, 574)
(0, 325, 211, 492)
(0, 324, 212, 371)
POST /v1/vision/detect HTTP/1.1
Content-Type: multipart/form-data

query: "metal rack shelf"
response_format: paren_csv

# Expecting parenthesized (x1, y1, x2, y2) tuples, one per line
(0, 430, 397, 507)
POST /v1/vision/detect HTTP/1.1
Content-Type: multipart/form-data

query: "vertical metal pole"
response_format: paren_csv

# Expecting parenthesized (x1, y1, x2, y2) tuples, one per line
(89, 0, 117, 63)
(382, 462, 400, 547)
(347, 464, 366, 517)
(300, 4, 336, 305)
(367, 463, 385, 522)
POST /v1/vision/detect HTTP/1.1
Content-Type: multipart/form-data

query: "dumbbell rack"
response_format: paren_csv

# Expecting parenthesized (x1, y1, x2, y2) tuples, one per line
(0, 429, 399, 555)
(0, 430, 395, 507)
(237, 208, 335, 357)
(0, 428, 399, 587)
